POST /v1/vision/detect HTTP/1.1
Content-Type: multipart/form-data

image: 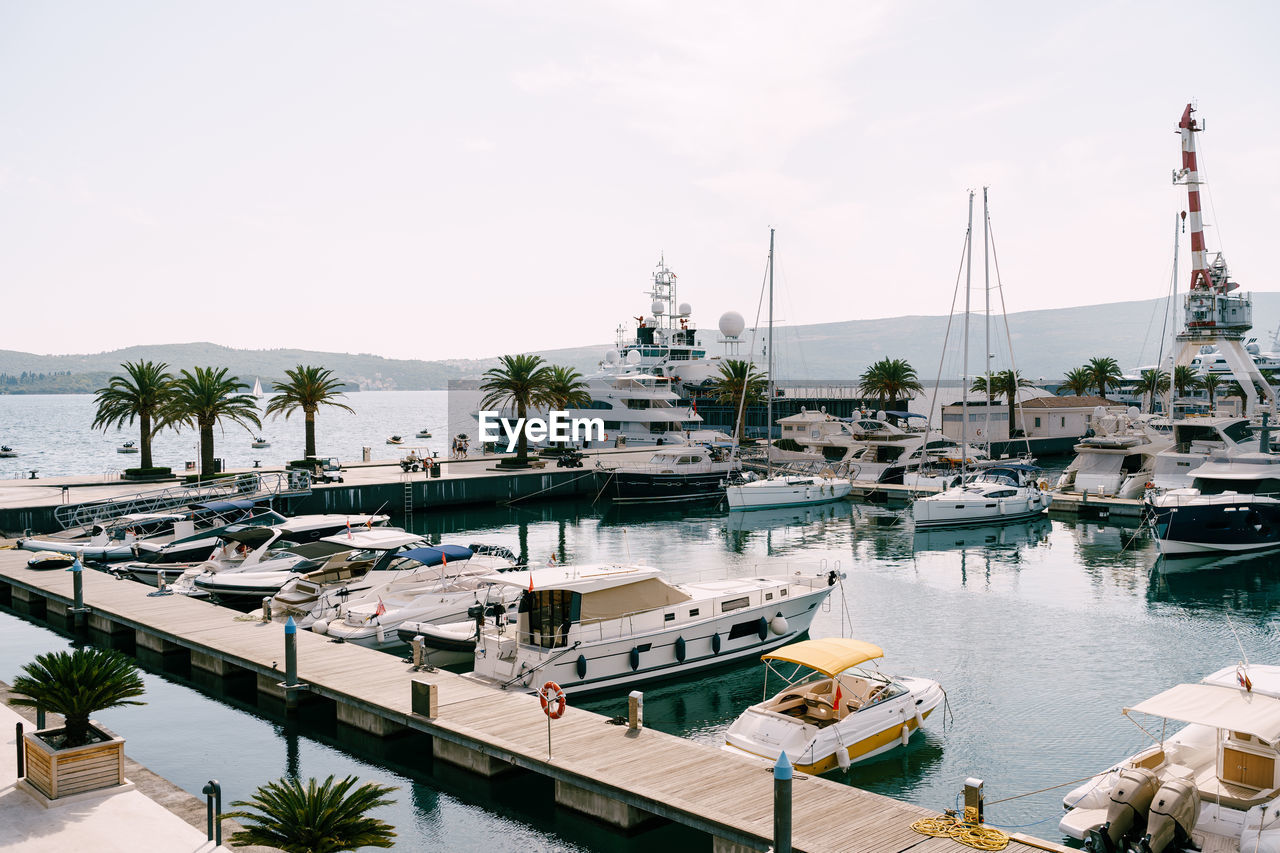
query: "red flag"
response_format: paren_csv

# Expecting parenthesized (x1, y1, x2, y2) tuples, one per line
(834, 683, 843, 712)
(375, 597, 386, 617)
(442, 552, 447, 567)
(346, 519, 352, 539)
(366, 517, 373, 529)
(528, 572, 534, 593)
(1239, 665, 1254, 692)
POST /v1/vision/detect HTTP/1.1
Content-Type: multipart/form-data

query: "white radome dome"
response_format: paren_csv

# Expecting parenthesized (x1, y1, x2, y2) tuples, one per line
(719, 311, 746, 338)
(605, 350, 620, 364)
(678, 302, 692, 316)
(626, 350, 642, 365)
(651, 300, 666, 315)
(644, 316, 656, 326)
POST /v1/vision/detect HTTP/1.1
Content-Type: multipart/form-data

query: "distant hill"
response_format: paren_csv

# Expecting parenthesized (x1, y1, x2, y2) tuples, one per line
(2, 294, 1278, 392)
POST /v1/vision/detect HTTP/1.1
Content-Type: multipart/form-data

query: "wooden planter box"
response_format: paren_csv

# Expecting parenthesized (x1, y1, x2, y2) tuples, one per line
(23, 724, 125, 800)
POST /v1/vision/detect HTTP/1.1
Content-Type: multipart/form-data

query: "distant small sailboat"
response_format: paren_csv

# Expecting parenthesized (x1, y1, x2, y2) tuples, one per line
(252, 377, 264, 399)
(117, 440, 140, 454)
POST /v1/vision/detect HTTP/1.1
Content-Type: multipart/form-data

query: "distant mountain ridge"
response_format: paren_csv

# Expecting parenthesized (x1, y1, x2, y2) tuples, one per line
(3, 294, 1278, 392)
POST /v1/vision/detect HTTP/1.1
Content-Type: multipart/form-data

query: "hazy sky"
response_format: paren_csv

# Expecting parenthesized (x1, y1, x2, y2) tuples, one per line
(3, 2, 1278, 361)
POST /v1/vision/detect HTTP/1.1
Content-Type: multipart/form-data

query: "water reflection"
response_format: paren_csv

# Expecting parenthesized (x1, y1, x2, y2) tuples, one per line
(1149, 554, 1280, 613)
(912, 517, 1052, 554)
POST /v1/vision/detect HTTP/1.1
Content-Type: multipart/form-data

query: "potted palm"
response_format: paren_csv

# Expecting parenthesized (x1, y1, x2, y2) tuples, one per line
(225, 774, 398, 851)
(9, 647, 146, 800)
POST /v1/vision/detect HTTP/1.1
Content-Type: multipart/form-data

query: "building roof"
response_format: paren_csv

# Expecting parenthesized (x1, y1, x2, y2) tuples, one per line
(1016, 396, 1116, 409)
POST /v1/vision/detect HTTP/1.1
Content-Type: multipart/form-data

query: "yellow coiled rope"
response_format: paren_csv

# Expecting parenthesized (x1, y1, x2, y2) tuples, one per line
(911, 808, 1010, 851)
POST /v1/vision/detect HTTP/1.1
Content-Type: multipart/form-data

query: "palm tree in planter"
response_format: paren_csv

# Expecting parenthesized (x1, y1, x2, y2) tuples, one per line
(264, 365, 355, 460)
(226, 774, 398, 852)
(168, 366, 262, 477)
(91, 360, 175, 475)
(9, 647, 145, 799)
(479, 354, 553, 468)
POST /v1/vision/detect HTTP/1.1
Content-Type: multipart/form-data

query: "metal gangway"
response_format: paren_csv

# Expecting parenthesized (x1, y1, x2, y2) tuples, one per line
(52, 471, 312, 530)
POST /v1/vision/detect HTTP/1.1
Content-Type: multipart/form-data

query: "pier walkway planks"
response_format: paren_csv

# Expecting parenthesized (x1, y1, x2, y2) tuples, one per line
(0, 549, 1065, 853)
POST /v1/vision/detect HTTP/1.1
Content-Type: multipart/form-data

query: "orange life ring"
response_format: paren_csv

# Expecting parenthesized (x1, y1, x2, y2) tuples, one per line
(539, 680, 567, 719)
(1144, 481, 1154, 490)
(422, 458, 433, 470)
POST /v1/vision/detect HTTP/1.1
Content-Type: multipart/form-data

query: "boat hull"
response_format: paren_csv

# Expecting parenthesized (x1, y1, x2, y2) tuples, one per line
(1151, 498, 1280, 556)
(607, 471, 728, 504)
(726, 478, 852, 511)
(913, 492, 1049, 528)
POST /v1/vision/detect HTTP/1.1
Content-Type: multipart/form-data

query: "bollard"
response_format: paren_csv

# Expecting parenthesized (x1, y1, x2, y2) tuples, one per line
(157, 569, 166, 590)
(262, 596, 272, 622)
(628, 691, 643, 730)
(285, 616, 298, 687)
(412, 635, 424, 668)
(36, 706, 46, 730)
(202, 779, 222, 845)
(70, 552, 87, 631)
(964, 777, 984, 824)
(774, 752, 792, 853)
(15, 722, 23, 778)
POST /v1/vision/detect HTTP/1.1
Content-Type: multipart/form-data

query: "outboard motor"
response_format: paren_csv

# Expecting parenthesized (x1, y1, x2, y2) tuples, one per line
(1134, 778, 1200, 853)
(1086, 768, 1160, 853)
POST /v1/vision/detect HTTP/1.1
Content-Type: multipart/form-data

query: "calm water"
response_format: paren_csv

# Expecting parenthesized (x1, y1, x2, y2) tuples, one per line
(4, 392, 1280, 849)
(0, 390, 455, 479)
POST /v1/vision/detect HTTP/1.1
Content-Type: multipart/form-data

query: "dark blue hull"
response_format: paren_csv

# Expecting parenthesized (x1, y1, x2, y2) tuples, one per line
(607, 472, 727, 504)
(1152, 500, 1280, 556)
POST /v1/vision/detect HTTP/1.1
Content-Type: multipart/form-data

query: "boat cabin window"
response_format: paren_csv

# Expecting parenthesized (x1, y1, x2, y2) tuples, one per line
(984, 489, 1017, 498)
(689, 608, 699, 616)
(1196, 477, 1280, 495)
(519, 589, 579, 649)
(664, 612, 675, 622)
(721, 596, 751, 613)
(1224, 421, 1256, 443)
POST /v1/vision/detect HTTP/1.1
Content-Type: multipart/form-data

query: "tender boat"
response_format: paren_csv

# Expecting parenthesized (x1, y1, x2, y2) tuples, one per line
(386, 435, 404, 445)
(603, 443, 740, 504)
(415, 428, 432, 438)
(912, 464, 1050, 528)
(1, 445, 18, 457)
(1059, 664, 1280, 853)
(251, 436, 270, 448)
(117, 440, 140, 454)
(445, 562, 839, 696)
(722, 638, 944, 773)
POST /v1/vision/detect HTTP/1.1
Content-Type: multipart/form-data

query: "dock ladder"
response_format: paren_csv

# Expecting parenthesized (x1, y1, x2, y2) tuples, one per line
(402, 474, 414, 515)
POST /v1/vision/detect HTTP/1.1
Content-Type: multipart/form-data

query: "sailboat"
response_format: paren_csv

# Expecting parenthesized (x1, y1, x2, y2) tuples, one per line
(726, 229, 852, 511)
(913, 190, 1048, 528)
(251, 377, 264, 399)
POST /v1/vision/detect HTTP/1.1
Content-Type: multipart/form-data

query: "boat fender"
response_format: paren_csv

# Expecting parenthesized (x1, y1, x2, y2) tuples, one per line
(836, 747, 852, 771)
(376, 624, 386, 646)
(915, 709, 925, 729)
(711, 633, 721, 654)
(576, 654, 587, 679)
(756, 617, 768, 641)
(769, 615, 788, 636)
(312, 620, 328, 636)
(520, 663, 534, 686)
(675, 636, 686, 663)
(900, 723, 912, 746)
(629, 647, 641, 671)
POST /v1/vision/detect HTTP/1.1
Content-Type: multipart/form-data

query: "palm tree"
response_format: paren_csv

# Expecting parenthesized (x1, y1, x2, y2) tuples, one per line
(225, 774, 397, 853)
(1204, 373, 1222, 411)
(971, 369, 1033, 438)
(1135, 369, 1170, 414)
(1084, 357, 1123, 398)
(707, 359, 766, 441)
(168, 367, 262, 477)
(91, 360, 174, 470)
(479, 354, 553, 467)
(543, 365, 592, 448)
(264, 366, 355, 459)
(858, 358, 924, 421)
(1173, 365, 1205, 399)
(9, 648, 146, 747)
(1060, 367, 1092, 397)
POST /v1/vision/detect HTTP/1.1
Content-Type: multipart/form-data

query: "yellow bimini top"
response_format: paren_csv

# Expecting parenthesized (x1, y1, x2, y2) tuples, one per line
(762, 638, 884, 678)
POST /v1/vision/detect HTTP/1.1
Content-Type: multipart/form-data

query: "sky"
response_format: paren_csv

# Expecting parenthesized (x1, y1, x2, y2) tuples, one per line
(3, 1, 1278, 361)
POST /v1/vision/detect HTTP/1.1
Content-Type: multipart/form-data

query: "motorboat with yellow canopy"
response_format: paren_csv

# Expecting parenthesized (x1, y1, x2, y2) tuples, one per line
(723, 637, 945, 774)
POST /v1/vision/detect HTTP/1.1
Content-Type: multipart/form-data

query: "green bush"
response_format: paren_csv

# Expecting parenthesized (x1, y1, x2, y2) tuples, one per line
(182, 472, 238, 485)
(124, 466, 172, 477)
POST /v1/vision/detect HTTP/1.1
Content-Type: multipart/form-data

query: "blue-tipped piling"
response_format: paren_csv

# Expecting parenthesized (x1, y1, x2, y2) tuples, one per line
(774, 752, 792, 853)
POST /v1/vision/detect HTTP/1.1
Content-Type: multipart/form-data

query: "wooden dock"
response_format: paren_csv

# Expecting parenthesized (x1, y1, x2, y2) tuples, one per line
(0, 549, 1069, 853)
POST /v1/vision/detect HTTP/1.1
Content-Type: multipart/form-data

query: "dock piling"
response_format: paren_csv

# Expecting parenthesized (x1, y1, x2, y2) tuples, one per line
(774, 752, 792, 853)
(261, 596, 271, 622)
(15, 722, 23, 778)
(628, 691, 643, 731)
(70, 551, 88, 632)
(202, 779, 222, 845)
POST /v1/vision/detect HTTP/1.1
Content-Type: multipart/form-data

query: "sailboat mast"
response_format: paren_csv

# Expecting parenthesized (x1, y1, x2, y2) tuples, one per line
(766, 227, 774, 478)
(1167, 213, 1179, 415)
(962, 191, 974, 466)
(983, 186, 992, 450)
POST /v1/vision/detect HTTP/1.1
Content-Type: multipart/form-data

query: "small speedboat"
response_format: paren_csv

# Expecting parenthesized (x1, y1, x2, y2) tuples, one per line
(251, 436, 270, 448)
(117, 440, 140, 454)
(415, 428, 432, 438)
(723, 638, 944, 773)
(386, 435, 404, 445)
(0, 445, 16, 458)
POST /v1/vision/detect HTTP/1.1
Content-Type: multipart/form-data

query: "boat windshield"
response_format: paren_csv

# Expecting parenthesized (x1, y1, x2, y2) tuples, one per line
(1224, 421, 1256, 443)
(1195, 476, 1280, 496)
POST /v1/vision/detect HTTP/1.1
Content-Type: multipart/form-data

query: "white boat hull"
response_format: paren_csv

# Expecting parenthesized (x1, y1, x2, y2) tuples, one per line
(913, 491, 1049, 527)
(726, 477, 852, 511)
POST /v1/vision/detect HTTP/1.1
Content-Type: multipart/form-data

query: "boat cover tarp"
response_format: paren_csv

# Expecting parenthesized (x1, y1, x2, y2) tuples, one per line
(222, 527, 278, 547)
(193, 499, 259, 513)
(1125, 683, 1280, 742)
(763, 638, 884, 677)
(396, 545, 474, 567)
(579, 577, 691, 620)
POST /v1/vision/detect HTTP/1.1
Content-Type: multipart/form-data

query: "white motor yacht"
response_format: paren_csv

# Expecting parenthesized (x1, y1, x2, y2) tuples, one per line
(602, 443, 740, 503)
(1060, 664, 1280, 853)
(727, 471, 852, 511)
(1057, 408, 1173, 498)
(438, 562, 838, 696)
(1150, 417, 1263, 490)
(722, 638, 944, 773)
(1149, 443, 1280, 557)
(912, 464, 1049, 528)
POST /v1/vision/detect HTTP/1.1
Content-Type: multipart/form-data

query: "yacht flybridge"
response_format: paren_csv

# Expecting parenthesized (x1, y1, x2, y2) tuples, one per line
(1056, 408, 1173, 499)
(1060, 664, 1280, 853)
(722, 638, 944, 773)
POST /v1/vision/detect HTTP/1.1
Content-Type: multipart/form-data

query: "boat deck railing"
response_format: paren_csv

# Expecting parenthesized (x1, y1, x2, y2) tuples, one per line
(52, 471, 312, 530)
